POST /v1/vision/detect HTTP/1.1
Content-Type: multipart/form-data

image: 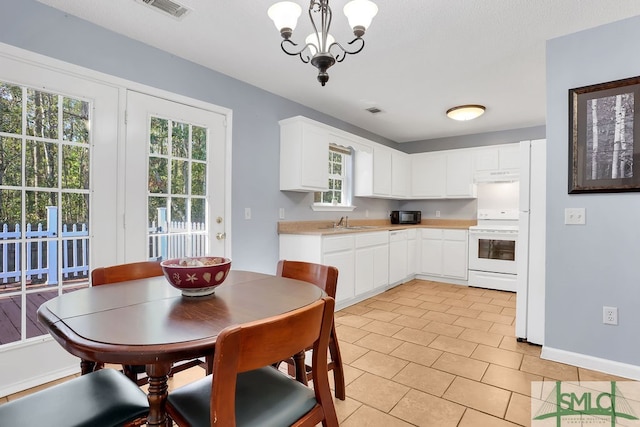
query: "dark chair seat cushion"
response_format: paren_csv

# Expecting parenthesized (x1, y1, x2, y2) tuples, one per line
(0, 368, 149, 427)
(168, 366, 317, 427)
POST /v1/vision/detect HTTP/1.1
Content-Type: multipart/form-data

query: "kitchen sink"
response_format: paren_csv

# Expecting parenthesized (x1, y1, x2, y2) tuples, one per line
(343, 226, 379, 230)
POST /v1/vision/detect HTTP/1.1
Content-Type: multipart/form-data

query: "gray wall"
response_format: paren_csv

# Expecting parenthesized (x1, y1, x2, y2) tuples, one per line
(1, 0, 546, 274)
(546, 16, 640, 365)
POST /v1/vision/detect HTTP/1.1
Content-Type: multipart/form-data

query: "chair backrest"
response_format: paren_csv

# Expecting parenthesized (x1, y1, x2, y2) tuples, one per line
(91, 261, 163, 286)
(209, 296, 336, 425)
(276, 260, 339, 298)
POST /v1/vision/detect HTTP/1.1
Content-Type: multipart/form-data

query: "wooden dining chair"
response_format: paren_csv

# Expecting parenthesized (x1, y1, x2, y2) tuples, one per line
(276, 259, 346, 400)
(0, 368, 149, 427)
(166, 296, 338, 427)
(91, 261, 207, 385)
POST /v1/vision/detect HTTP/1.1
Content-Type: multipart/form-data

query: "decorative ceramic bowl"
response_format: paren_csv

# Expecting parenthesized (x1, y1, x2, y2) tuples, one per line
(160, 257, 231, 297)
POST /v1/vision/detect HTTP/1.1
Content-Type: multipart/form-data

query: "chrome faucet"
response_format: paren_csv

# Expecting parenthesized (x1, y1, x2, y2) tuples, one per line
(336, 216, 345, 228)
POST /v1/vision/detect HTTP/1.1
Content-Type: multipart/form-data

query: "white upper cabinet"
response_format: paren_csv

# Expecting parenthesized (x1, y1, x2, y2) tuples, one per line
(411, 152, 446, 198)
(391, 151, 411, 198)
(473, 142, 520, 180)
(445, 149, 475, 198)
(373, 146, 392, 196)
(279, 117, 329, 192)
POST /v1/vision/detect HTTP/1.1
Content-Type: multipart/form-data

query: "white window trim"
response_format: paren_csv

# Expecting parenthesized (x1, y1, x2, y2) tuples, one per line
(312, 144, 355, 211)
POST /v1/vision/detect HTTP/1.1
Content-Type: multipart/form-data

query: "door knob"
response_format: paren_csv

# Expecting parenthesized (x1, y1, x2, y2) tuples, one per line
(216, 232, 226, 240)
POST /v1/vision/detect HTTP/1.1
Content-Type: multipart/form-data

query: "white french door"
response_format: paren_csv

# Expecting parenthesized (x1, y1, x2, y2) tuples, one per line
(124, 91, 228, 262)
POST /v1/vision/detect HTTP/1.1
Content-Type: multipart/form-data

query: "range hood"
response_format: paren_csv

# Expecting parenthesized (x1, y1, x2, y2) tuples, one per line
(474, 170, 520, 183)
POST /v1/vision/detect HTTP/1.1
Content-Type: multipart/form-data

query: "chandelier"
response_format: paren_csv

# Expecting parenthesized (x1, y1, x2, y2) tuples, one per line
(268, 0, 378, 86)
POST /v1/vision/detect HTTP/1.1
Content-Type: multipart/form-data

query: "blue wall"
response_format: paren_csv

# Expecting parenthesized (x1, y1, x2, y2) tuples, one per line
(546, 15, 640, 366)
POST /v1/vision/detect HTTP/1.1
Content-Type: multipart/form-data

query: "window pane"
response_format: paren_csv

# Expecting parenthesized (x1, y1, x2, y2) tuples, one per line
(61, 193, 89, 225)
(172, 121, 189, 158)
(0, 296, 21, 344)
(150, 117, 168, 155)
(171, 159, 188, 195)
(0, 189, 21, 224)
(25, 140, 58, 188)
(191, 163, 206, 195)
(171, 197, 187, 223)
(1, 137, 22, 186)
(25, 290, 58, 339)
(0, 83, 22, 134)
(191, 198, 206, 224)
(148, 157, 168, 194)
(25, 190, 57, 229)
(62, 97, 89, 143)
(62, 145, 89, 189)
(26, 89, 58, 139)
(192, 126, 207, 161)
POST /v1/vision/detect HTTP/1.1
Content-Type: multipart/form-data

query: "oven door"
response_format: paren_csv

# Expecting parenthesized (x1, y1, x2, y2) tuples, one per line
(468, 229, 518, 274)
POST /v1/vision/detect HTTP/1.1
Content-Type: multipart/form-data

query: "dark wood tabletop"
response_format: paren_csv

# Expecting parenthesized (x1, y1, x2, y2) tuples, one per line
(37, 270, 326, 426)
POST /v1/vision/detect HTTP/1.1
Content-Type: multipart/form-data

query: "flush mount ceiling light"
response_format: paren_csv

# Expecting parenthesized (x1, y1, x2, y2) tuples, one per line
(446, 105, 486, 121)
(268, 0, 378, 86)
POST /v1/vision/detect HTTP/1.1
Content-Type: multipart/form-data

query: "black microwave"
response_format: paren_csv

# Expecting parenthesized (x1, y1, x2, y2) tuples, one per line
(390, 210, 421, 225)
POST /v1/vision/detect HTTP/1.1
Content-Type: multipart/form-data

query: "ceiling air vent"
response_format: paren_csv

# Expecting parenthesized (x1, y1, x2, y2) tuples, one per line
(138, 0, 190, 19)
(366, 107, 383, 114)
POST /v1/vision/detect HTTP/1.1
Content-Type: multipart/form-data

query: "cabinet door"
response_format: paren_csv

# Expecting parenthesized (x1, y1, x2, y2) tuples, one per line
(446, 150, 474, 197)
(354, 247, 375, 295)
(391, 151, 410, 198)
(280, 120, 329, 191)
(324, 250, 355, 304)
(373, 244, 390, 289)
(411, 152, 446, 198)
(389, 238, 408, 283)
(499, 144, 520, 170)
(373, 146, 392, 196)
(442, 230, 468, 279)
(420, 238, 442, 275)
(473, 147, 499, 172)
(407, 238, 417, 276)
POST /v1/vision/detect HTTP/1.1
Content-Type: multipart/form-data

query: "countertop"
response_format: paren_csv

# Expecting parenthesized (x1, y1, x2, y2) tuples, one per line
(277, 219, 476, 235)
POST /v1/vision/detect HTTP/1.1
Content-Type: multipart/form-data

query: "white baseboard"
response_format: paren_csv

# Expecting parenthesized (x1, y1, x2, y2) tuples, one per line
(542, 346, 640, 380)
(0, 365, 79, 398)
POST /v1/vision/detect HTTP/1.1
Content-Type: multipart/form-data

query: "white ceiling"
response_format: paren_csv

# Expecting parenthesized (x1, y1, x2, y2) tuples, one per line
(36, 0, 640, 142)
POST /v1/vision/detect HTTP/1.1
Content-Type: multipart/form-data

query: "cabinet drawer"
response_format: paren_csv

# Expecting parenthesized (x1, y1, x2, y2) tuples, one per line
(389, 230, 408, 242)
(323, 235, 354, 253)
(421, 229, 443, 239)
(443, 229, 467, 241)
(355, 232, 388, 248)
(406, 229, 417, 240)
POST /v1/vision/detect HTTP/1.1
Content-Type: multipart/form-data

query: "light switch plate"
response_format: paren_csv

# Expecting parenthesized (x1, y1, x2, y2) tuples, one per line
(564, 208, 585, 225)
(244, 208, 251, 220)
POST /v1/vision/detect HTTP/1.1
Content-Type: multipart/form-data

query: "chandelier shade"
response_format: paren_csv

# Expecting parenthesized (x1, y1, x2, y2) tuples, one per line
(446, 105, 486, 121)
(268, 0, 378, 86)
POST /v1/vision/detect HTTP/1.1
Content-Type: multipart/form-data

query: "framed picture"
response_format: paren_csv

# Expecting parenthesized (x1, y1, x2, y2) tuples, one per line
(569, 76, 640, 193)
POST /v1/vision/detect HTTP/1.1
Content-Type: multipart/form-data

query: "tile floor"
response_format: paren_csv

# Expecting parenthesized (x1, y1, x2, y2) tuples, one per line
(1, 279, 631, 426)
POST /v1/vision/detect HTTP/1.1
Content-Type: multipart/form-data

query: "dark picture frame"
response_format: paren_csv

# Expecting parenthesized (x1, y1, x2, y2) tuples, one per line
(569, 76, 640, 193)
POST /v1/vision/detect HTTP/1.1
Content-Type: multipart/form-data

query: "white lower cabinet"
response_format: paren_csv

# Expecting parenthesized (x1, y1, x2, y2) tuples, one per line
(389, 230, 408, 284)
(419, 228, 468, 280)
(355, 232, 389, 294)
(407, 229, 417, 276)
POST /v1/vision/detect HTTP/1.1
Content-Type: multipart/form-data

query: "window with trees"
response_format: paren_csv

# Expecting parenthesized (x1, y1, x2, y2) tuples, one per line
(314, 145, 352, 206)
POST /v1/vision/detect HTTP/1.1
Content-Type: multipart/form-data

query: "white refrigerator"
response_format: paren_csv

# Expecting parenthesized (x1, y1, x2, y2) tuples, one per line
(516, 139, 546, 345)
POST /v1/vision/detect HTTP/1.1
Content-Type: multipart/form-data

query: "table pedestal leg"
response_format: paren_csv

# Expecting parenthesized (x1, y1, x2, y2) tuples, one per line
(80, 359, 96, 375)
(145, 362, 172, 426)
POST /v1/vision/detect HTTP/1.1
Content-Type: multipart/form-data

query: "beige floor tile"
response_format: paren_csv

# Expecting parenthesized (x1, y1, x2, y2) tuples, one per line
(389, 341, 443, 367)
(338, 341, 370, 364)
(469, 301, 504, 314)
(505, 392, 532, 426)
(362, 309, 402, 323)
(453, 316, 493, 331)
(458, 328, 504, 347)
(0, 396, 7, 404)
(392, 297, 423, 308)
(390, 314, 430, 329)
(447, 306, 482, 319)
(490, 322, 516, 337)
(335, 314, 374, 328)
(421, 310, 460, 324)
(341, 363, 365, 387)
(478, 311, 515, 325)
(461, 294, 493, 304)
(390, 388, 465, 427)
(354, 332, 404, 354)
(437, 290, 465, 300)
(471, 344, 523, 369)
(499, 337, 542, 356)
(432, 352, 489, 381)
(429, 335, 478, 357)
(336, 324, 371, 343)
(482, 363, 543, 396)
(333, 396, 362, 424)
(366, 301, 402, 313)
(351, 350, 409, 379)
(392, 327, 438, 346)
(392, 290, 421, 299)
(502, 307, 517, 317)
(577, 367, 633, 381)
(458, 409, 521, 427)
(342, 405, 413, 427)
(416, 293, 447, 304)
(422, 320, 465, 338)
(484, 290, 513, 300)
(340, 304, 373, 316)
(443, 376, 511, 418)
(360, 319, 405, 337)
(392, 305, 428, 319)
(520, 354, 579, 381)
(345, 372, 410, 412)
(491, 298, 517, 308)
(418, 300, 451, 312)
(392, 362, 455, 397)
(442, 298, 474, 308)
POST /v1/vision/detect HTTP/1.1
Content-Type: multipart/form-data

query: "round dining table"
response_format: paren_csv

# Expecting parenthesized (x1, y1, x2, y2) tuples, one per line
(37, 270, 326, 426)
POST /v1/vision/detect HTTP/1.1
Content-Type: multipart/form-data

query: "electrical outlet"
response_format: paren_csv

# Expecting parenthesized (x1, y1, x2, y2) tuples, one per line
(244, 208, 251, 220)
(565, 208, 586, 225)
(603, 306, 618, 325)
(279, 208, 285, 219)
(435, 210, 441, 218)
